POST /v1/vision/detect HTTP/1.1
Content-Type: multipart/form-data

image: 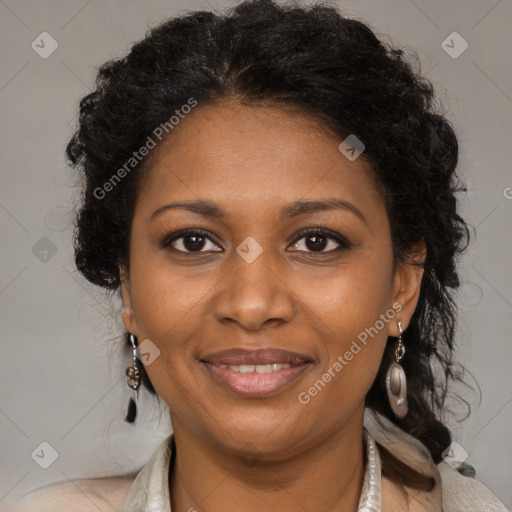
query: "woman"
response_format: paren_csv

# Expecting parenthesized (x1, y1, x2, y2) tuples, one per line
(13, 0, 509, 511)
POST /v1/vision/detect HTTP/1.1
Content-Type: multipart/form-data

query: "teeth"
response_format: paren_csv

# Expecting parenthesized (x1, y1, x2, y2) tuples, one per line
(216, 363, 291, 373)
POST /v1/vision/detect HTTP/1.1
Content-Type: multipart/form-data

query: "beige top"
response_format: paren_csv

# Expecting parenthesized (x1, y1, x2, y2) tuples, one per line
(10, 409, 510, 512)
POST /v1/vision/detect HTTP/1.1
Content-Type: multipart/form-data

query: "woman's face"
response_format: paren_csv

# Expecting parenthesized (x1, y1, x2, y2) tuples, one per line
(120, 98, 423, 458)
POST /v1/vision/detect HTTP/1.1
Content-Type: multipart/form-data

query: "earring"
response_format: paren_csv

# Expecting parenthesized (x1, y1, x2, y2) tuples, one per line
(385, 321, 408, 419)
(124, 334, 140, 423)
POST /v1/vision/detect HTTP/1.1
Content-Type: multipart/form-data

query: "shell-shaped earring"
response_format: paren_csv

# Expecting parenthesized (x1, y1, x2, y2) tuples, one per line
(385, 321, 408, 418)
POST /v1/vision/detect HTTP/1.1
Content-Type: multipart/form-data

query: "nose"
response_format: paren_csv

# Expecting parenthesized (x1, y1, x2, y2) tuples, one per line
(213, 245, 295, 331)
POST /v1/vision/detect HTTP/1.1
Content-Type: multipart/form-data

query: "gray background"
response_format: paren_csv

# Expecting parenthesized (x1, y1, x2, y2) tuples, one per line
(1, 0, 511, 508)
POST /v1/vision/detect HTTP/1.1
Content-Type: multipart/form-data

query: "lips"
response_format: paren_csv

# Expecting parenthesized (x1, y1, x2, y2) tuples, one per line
(200, 347, 314, 398)
(201, 347, 313, 366)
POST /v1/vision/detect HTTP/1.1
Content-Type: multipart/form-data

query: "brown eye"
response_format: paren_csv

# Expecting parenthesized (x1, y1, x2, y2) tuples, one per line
(288, 228, 350, 253)
(161, 229, 222, 253)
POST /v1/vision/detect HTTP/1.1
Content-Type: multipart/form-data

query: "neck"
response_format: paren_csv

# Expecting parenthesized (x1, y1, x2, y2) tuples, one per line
(169, 412, 366, 512)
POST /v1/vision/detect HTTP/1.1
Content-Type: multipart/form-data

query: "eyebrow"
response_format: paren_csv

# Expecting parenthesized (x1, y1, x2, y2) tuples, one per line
(150, 198, 367, 224)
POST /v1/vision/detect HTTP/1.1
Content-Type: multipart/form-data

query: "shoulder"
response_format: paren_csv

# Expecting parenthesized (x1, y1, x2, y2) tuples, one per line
(381, 474, 440, 512)
(382, 465, 510, 512)
(9, 474, 136, 512)
(438, 461, 510, 512)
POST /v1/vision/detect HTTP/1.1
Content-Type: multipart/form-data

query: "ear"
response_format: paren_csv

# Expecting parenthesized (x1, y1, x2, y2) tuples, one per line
(388, 241, 426, 337)
(119, 264, 137, 335)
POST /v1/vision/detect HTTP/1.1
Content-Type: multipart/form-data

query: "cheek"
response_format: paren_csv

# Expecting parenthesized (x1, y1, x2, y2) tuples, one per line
(307, 251, 395, 343)
(297, 253, 395, 405)
(125, 246, 214, 396)
(129, 239, 214, 333)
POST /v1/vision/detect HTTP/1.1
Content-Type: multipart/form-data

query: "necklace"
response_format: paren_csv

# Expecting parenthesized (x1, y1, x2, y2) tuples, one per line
(357, 430, 382, 511)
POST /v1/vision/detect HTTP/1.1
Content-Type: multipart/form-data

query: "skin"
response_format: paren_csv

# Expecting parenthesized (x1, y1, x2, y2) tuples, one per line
(120, 98, 426, 512)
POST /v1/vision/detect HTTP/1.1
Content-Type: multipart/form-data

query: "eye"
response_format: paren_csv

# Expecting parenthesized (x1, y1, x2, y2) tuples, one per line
(161, 229, 222, 253)
(288, 227, 350, 253)
(161, 227, 350, 255)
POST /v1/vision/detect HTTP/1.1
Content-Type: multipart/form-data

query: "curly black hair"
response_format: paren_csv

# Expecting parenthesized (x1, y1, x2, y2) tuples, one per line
(66, 0, 470, 491)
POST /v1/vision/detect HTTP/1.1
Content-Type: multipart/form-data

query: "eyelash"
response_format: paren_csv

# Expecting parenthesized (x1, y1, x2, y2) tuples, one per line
(160, 227, 351, 255)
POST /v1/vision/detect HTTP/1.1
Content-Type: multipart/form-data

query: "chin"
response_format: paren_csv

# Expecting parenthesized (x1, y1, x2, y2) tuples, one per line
(209, 408, 309, 456)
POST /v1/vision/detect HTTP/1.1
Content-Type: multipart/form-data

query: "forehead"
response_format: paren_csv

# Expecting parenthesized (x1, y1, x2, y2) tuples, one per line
(135, 99, 382, 217)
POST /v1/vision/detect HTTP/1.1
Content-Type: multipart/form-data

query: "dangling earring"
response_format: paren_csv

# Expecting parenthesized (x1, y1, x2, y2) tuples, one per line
(385, 321, 408, 418)
(124, 334, 140, 423)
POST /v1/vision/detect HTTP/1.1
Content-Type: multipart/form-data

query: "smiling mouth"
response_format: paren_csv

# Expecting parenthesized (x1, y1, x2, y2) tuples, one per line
(200, 347, 314, 398)
(201, 362, 312, 397)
